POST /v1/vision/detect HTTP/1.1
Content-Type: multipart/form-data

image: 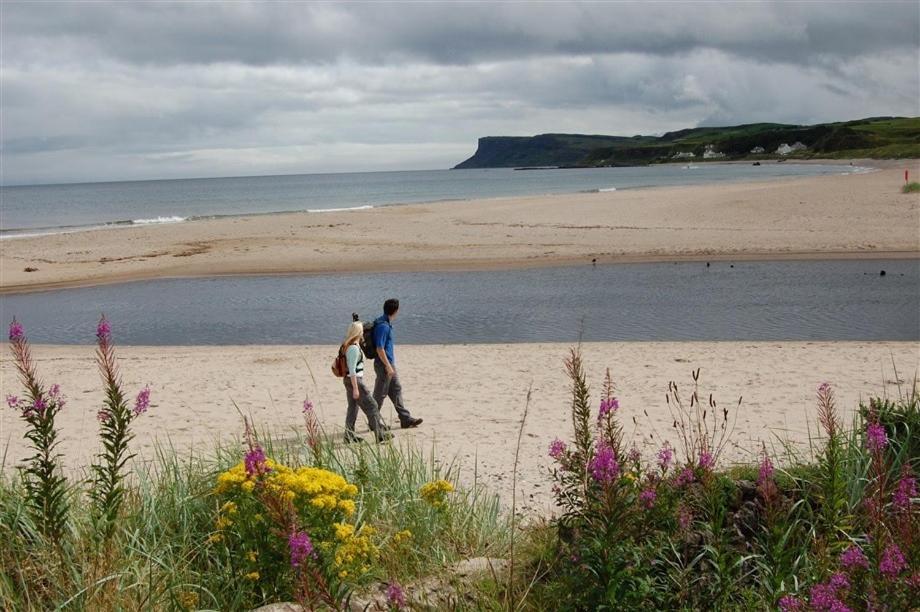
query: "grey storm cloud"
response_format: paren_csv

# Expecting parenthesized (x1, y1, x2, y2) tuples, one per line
(2, 1, 918, 185)
(5, 2, 918, 66)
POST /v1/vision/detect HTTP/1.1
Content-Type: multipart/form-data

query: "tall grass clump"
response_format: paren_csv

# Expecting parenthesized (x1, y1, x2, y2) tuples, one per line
(902, 181, 920, 193)
(518, 352, 919, 610)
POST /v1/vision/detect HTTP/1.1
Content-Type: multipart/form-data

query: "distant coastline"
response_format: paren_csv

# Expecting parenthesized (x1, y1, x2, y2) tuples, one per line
(454, 116, 920, 169)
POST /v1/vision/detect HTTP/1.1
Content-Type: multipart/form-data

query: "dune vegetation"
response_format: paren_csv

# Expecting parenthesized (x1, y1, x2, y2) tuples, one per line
(2, 320, 917, 611)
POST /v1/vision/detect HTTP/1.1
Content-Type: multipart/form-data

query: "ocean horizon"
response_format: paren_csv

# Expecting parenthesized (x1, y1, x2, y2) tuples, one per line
(0, 162, 869, 239)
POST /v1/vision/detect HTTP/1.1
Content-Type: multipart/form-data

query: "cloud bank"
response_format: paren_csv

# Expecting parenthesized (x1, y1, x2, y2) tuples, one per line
(2, 1, 918, 184)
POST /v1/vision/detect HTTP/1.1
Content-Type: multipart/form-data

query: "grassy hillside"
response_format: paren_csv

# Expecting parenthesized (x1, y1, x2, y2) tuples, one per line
(453, 117, 920, 168)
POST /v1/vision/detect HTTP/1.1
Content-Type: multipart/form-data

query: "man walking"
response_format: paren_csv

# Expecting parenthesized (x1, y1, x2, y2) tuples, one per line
(373, 298, 424, 429)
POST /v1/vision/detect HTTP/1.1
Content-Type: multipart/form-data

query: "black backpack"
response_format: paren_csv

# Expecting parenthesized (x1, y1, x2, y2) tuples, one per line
(353, 313, 377, 360)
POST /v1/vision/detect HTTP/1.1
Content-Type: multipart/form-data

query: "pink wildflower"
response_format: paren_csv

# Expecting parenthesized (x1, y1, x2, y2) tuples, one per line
(865, 422, 888, 453)
(244, 446, 268, 478)
(133, 386, 150, 416)
(639, 488, 656, 509)
(879, 543, 906, 579)
(627, 447, 641, 464)
(8, 319, 24, 342)
(588, 442, 620, 484)
(778, 595, 804, 611)
(828, 572, 849, 591)
(96, 317, 111, 343)
(892, 470, 917, 510)
(97, 409, 112, 423)
(657, 443, 673, 472)
(32, 396, 46, 415)
(757, 453, 774, 486)
(302, 399, 314, 413)
(385, 582, 406, 609)
(548, 438, 566, 460)
(809, 578, 848, 611)
(675, 466, 695, 487)
(6, 395, 19, 409)
(839, 545, 869, 571)
(288, 530, 314, 568)
(698, 450, 715, 470)
(598, 397, 619, 422)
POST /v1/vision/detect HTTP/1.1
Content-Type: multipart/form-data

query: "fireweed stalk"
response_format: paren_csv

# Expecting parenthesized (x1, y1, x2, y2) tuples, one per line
(7, 318, 70, 542)
(90, 316, 151, 536)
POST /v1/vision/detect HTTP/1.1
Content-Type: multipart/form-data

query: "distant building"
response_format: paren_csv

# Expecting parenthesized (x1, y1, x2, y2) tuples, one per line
(703, 144, 725, 159)
(750, 146, 765, 154)
(776, 142, 807, 155)
(672, 151, 695, 159)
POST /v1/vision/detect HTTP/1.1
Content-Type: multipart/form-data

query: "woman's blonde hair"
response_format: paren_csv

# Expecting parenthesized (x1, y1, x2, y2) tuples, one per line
(342, 321, 363, 348)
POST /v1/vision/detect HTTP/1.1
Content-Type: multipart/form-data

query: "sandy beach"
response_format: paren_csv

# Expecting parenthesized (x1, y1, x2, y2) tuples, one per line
(2, 341, 917, 512)
(2, 162, 918, 294)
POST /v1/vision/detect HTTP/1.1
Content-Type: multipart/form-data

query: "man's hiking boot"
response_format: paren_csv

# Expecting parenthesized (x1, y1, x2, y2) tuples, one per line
(400, 417, 423, 429)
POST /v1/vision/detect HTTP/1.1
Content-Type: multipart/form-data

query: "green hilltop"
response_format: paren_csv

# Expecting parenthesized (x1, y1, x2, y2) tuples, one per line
(453, 116, 920, 169)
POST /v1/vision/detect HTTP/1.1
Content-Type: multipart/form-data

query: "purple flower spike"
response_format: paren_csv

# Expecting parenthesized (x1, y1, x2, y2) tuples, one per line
(244, 446, 268, 478)
(32, 396, 47, 415)
(893, 471, 917, 509)
(288, 530, 314, 568)
(133, 386, 150, 416)
(6, 395, 19, 409)
(698, 450, 715, 470)
(8, 319, 24, 342)
(865, 422, 888, 453)
(839, 545, 869, 571)
(598, 397, 619, 422)
(757, 454, 774, 488)
(639, 488, 656, 509)
(302, 399, 314, 413)
(548, 438, 566, 460)
(778, 595, 804, 612)
(879, 543, 906, 578)
(657, 444, 673, 472)
(385, 582, 406, 609)
(96, 317, 111, 343)
(675, 466, 695, 487)
(588, 442, 620, 484)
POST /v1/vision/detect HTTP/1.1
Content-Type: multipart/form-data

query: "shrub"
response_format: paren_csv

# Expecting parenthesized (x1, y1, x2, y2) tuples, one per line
(902, 181, 920, 193)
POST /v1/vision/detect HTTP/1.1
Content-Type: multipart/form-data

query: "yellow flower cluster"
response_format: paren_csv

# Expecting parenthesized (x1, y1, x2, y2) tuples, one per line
(215, 459, 359, 516)
(420, 479, 455, 508)
(177, 590, 199, 611)
(392, 529, 413, 545)
(329, 522, 379, 580)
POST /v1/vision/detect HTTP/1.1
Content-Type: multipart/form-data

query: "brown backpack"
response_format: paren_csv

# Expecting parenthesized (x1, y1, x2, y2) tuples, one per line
(331, 344, 348, 378)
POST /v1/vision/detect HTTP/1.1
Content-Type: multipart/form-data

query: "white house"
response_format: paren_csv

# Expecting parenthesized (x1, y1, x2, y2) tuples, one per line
(703, 144, 725, 159)
(672, 151, 695, 159)
(776, 142, 807, 155)
(750, 146, 765, 154)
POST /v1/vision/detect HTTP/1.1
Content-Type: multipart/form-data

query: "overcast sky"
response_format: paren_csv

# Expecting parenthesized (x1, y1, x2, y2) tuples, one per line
(2, 1, 918, 185)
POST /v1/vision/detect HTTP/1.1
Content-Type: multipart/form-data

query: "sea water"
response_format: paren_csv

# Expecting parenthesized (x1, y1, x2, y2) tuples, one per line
(1, 163, 867, 237)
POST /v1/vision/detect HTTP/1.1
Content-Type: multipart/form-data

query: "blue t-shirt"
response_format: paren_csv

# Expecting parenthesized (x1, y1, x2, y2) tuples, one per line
(373, 315, 395, 365)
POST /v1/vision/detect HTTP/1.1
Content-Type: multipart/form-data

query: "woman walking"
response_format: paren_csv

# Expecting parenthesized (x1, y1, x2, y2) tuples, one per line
(341, 321, 392, 443)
